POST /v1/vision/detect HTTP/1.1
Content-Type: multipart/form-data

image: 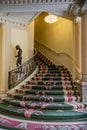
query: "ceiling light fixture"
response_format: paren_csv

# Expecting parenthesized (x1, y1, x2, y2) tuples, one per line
(44, 14, 58, 24)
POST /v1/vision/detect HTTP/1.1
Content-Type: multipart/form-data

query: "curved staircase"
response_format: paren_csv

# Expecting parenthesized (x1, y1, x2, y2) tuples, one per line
(0, 51, 87, 130)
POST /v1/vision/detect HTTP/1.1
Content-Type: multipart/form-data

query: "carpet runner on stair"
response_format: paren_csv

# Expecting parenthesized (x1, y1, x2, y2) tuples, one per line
(0, 51, 87, 130)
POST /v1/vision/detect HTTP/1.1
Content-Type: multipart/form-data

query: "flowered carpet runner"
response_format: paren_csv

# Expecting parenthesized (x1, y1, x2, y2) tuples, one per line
(0, 51, 87, 130)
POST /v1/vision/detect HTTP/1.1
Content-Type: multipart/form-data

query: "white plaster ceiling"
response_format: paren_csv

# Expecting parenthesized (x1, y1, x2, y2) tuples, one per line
(0, 0, 86, 26)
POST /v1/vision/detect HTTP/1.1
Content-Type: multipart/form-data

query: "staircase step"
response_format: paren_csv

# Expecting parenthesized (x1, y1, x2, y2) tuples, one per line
(35, 74, 71, 78)
(36, 73, 71, 77)
(0, 103, 87, 121)
(15, 85, 79, 96)
(3, 99, 84, 110)
(32, 77, 72, 81)
(8, 93, 80, 102)
(25, 90, 63, 95)
(22, 84, 74, 90)
(19, 89, 76, 96)
(28, 81, 72, 85)
(0, 51, 86, 129)
(33, 77, 62, 81)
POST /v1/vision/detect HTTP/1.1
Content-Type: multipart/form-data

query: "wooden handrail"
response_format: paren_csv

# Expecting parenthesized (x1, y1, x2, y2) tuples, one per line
(57, 52, 81, 74)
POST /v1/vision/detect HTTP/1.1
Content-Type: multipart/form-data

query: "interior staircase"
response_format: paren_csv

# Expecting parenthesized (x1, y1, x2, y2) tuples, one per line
(0, 51, 87, 130)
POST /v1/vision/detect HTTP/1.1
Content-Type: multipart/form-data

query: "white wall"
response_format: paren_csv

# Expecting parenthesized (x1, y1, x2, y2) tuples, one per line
(11, 28, 29, 69)
(10, 22, 34, 69)
(0, 22, 34, 93)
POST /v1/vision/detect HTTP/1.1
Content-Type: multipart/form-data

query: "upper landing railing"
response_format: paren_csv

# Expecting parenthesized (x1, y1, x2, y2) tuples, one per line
(8, 49, 37, 89)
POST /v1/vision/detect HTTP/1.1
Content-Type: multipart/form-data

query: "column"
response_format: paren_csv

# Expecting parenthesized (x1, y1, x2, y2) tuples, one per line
(81, 13, 87, 78)
(81, 13, 87, 103)
(74, 17, 81, 79)
(0, 24, 11, 94)
(0, 25, 3, 94)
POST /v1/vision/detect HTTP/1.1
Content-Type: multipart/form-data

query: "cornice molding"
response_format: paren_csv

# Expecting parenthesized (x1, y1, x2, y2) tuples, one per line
(0, 4, 70, 13)
(0, 0, 80, 5)
(0, 12, 40, 26)
(0, 16, 26, 26)
(0, 0, 86, 26)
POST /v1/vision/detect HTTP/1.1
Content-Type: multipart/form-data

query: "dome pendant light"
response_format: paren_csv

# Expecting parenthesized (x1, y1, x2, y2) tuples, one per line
(44, 13, 58, 24)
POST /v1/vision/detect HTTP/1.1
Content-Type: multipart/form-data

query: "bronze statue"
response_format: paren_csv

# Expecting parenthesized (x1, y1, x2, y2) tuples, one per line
(15, 45, 22, 72)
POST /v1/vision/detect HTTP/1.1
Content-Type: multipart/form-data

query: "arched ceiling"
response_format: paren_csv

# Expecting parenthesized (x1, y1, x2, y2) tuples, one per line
(0, 0, 86, 26)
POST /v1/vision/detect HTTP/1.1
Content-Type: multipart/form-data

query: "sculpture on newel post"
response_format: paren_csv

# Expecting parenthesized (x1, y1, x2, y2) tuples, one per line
(15, 45, 22, 73)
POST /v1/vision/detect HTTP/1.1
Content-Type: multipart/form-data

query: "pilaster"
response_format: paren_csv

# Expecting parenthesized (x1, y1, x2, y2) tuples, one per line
(81, 13, 87, 77)
(81, 13, 87, 103)
(74, 16, 81, 78)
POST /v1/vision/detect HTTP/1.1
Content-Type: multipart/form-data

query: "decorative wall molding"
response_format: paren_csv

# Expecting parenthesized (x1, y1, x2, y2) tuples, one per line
(0, 16, 26, 26)
(0, 0, 81, 5)
(68, 4, 80, 16)
(0, 12, 40, 26)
